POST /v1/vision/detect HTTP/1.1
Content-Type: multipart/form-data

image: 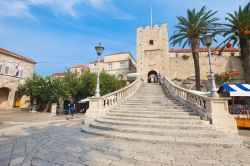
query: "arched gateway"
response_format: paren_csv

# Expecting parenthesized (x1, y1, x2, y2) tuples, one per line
(0, 87, 10, 109)
(148, 70, 158, 83)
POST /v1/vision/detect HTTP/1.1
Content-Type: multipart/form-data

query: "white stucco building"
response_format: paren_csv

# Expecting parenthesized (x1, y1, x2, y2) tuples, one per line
(89, 52, 136, 79)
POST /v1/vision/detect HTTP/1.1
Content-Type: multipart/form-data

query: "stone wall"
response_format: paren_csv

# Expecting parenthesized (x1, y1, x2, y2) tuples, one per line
(169, 50, 240, 58)
(168, 56, 244, 80)
(0, 53, 35, 109)
(137, 24, 169, 82)
(136, 23, 245, 84)
(0, 75, 24, 109)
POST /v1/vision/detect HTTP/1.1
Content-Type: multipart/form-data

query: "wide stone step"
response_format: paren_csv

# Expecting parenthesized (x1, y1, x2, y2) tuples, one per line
(125, 101, 179, 104)
(117, 105, 189, 109)
(102, 116, 203, 124)
(120, 104, 185, 107)
(126, 100, 178, 103)
(89, 122, 225, 138)
(95, 118, 210, 128)
(81, 126, 242, 146)
(105, 113, 200, 120)
(132, 96, 173, 98)
(111, 107, 193, 112)
(132, 94, 170, 96)
(82, 83, 243, 147)
(109, 110, 198, 115)
(131, 98, 176, 100)
(122, 102, 181, 106)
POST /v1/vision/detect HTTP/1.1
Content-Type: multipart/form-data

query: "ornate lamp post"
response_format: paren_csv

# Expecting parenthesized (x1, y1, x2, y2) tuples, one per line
(94, 44, 104, 97)
(201, 34, 218, 97)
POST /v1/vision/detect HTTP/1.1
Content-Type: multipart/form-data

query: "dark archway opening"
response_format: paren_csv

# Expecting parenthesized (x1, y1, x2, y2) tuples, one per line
(148, 70, 158, 83)
(0, 87, 10, 109)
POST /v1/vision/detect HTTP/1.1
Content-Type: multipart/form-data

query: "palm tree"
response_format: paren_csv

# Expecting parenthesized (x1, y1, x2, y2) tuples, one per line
(219, 3, 250, 83)
(170, 6, 220, 90)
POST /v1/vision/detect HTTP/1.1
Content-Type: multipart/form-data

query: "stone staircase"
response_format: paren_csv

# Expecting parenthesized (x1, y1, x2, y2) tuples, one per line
(82, 83, 243, 146)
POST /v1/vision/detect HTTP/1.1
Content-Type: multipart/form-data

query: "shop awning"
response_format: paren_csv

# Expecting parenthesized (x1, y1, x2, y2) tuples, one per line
(218, 84, 250, 96)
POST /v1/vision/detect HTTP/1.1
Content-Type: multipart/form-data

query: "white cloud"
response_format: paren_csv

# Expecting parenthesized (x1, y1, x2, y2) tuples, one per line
(0, 0, 133, 20)
(29, 0, 83, 18)
(0, 0, 121, 18)
(87, 0, 107, 9)
(0, 0, 33, 18)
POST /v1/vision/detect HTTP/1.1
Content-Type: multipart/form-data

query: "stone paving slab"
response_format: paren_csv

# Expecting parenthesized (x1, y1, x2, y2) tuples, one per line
(0, 120, 250, 166)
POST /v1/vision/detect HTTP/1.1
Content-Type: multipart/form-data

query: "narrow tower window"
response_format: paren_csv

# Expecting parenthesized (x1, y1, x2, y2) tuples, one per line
(149, 40, 154, 45)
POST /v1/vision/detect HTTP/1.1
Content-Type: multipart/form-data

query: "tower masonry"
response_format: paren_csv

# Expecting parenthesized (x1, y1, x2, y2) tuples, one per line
(136, 24, 169, 82)
(136, 23, 244, 85)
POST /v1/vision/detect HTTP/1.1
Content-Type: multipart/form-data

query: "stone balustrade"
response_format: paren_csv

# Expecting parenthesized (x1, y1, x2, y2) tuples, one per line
(163, 76, 238, 134)
(102, 79, 142, 109)
(85, 78, 143, 124)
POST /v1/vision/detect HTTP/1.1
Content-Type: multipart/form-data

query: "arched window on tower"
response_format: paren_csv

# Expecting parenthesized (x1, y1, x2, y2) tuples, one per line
(149, 40, 154, 45)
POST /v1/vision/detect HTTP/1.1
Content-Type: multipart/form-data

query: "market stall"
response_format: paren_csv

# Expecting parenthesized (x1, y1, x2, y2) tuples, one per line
(218, 84, 250, 128)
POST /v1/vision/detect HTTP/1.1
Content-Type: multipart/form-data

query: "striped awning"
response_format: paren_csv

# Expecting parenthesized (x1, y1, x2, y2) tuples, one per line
(219, 84, 250, 96)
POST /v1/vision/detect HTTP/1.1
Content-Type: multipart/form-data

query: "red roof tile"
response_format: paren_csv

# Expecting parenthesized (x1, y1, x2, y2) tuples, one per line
(0, 48, 36, 64)
(71, 64, 89, 70)
(169, 47, 238, 53)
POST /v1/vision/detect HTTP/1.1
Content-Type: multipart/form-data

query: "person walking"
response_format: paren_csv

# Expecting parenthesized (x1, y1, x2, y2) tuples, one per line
(67, 98, 75, 120)
(158, 73, 162, 84)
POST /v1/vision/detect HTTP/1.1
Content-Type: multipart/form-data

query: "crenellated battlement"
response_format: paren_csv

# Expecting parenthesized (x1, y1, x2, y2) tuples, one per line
(137, 23, 168, 32)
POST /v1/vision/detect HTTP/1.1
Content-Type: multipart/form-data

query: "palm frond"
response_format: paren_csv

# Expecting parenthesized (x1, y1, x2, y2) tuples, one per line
(170, 5, 220, 48)
(220, 2, 250, 48)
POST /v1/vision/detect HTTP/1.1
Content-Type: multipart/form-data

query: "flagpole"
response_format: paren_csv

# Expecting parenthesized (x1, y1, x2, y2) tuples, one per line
(150, 7, 153, 28)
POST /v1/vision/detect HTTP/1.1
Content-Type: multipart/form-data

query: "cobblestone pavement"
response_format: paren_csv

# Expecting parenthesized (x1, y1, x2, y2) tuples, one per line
(0, 119, 250, 166)
(0, 109, 81, 129)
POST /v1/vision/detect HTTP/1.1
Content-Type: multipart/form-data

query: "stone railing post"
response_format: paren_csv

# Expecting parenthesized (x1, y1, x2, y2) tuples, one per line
(84, 97, 103, 125)
(51, 103, 57, 116)
(163, 76, 238, 135)
(206, 98, 238, 134)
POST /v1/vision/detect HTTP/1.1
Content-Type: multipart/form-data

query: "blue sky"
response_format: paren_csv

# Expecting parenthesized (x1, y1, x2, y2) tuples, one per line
(0, 0, 248, 76)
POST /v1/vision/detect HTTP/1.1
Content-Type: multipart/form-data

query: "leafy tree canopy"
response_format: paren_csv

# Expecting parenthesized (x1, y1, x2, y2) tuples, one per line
(18, 72, 127, 111)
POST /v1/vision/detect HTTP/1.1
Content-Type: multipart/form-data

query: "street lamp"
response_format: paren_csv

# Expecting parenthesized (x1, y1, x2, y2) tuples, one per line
(94, 43, 104, 97)
(201, 34, 219, 97)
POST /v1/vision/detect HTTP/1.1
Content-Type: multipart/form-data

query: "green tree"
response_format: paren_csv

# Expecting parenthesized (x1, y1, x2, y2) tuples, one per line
(99, 72, 127, 96)
(18, 72, 127, 111)
(61, 72, 81, 98)
(170, 6, 220, 90)
(78, 72, 96, 98)
(219, 3, 250, 83)
(18, 74, 44, 103)
(214, 73, 230, 85)
(18, 74, 67, 111)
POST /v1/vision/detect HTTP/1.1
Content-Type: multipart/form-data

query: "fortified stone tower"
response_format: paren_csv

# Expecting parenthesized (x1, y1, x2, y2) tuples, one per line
(136, 24, 169, 82)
